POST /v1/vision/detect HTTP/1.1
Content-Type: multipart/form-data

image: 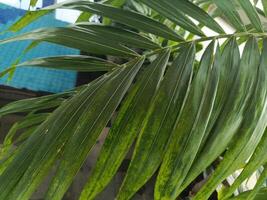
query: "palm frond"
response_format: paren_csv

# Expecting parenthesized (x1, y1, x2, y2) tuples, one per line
(1, 0, 267, 200)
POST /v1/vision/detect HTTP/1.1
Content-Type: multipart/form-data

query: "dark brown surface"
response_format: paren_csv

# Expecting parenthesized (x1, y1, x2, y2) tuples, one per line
(0, 85, 49, 142)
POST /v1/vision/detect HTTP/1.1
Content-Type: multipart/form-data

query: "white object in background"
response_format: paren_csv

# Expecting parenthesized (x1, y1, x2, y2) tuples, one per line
(56, 0, 93, 23)
(0, 0, 84, 22)
(0, 0, 42, 10)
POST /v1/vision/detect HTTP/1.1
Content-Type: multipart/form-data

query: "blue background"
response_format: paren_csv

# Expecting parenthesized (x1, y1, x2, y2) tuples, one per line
(0, 2, 79, 93)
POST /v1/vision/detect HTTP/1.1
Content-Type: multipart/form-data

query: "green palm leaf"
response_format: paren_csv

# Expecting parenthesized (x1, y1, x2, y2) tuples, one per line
(42, 58, 144, 200)
(49, 1, 183, 41)
(17, 55, 119, 72)
(140, 0, 224, 34)
(193, 37, 266, 200)
(155, 41, 219, 200)
(80, 50, 170, 200)
(1, 27, 139, 57)
(1, 0, 267, 199)
(177, 38, 242, 195)
(0, 58, 144, 200)
(139, 0, 204, 36)
(237, 0, 263, 32)
(117, 44, 196, 200)
(0, 90, 77, 116)
(213, 0, 246, 31)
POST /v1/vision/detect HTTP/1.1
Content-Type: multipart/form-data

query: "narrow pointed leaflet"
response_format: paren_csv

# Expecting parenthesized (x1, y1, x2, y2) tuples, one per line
(155, 41, 219, 200)
(80, 50, 170, 200)
(237, 0, 263, 32)
(42, 58, 144, 200)
(178, 38, 248, 194)
(0, 58, 144, 200)
(194, 37, 265, 200)
(117, 43, 196, 200)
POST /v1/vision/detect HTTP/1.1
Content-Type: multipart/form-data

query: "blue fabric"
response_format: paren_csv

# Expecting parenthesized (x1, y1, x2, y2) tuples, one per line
(0, 3, 78, 93)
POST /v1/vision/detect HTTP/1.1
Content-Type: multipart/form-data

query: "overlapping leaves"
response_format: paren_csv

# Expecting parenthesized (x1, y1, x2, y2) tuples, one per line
(1, 0, 267, 200)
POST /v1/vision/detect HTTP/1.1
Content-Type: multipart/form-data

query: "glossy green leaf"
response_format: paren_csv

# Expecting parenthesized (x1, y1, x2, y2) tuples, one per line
(2, 0, 267, 199)
(41, 58, 144, 200)
(220, 39, 267, 199)
(237, 0, 263, 32)
(155, 41, 219, 200)
(116, 43, 196, 200)
(194, 38, 264, 200)
(0, 76, 106, 199)
(79, 50, 170, 200)
(48, 1, 184, 41)
(1, 27, 138, 57)
(139, 0, 204, 36)
(180, 39, 259, 192)
(168, 0, 224, 33)
(0, 90, 76, 117)
(11, 0, 183, 41)
(0, 58, 144, 200)
(213, 0, 246, 31)
(75, 23, 160, 50)
(17, 55, 118, 72)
